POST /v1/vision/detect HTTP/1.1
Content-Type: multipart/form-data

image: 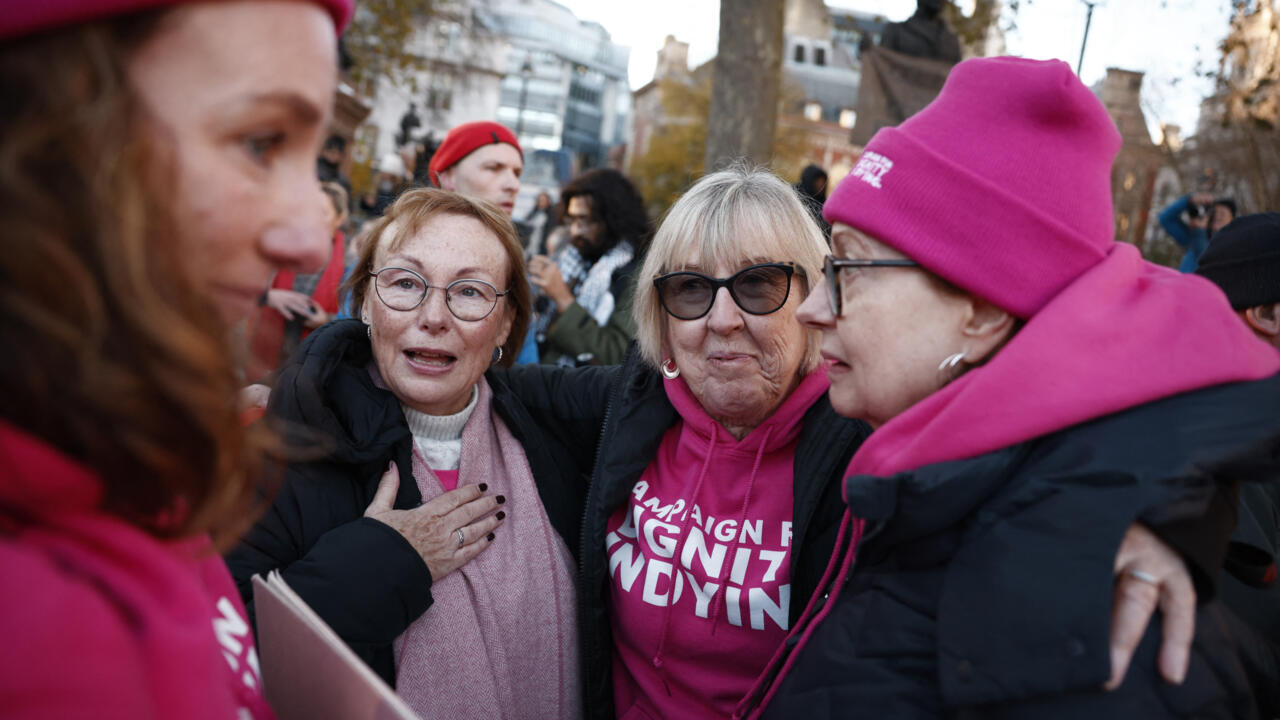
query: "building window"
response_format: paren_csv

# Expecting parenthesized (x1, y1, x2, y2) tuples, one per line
(838, 108, 856, 129)
(815, 47, 826, 66)
(794, 44, 805, 63)
(804, 101, 822, 122)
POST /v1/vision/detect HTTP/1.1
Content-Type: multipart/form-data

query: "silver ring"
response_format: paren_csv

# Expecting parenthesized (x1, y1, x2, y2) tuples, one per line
(456, 529, 465, 548)
(1127, 569, 1159, 585)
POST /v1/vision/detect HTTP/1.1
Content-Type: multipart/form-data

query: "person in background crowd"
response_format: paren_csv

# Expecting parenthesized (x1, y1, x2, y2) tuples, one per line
(428, 121, 538, 363)
(0, 0, 346, 716)
(1195, 212, 1280, 717)
(523, 190, 558, 258)
(428, 121, 523, 216)
(743, 56, 1280, 719)
(1159, 191, 1237, 273)
(494, 166, 1202, 720)
(794, 164, 830, 237)
(245, 183, 349, 381)
(528, 168, 649, 366)
(317, 133, 352, 199)
(226, 189, 585, 719)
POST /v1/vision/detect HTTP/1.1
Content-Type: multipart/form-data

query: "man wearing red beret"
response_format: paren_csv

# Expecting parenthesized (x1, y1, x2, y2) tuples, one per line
(428, 120, 538, 362)
(427, 121, 523, 216)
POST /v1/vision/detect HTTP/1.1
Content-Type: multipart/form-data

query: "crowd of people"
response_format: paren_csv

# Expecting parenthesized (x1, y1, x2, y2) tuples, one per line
(3, 1, 1279, 719)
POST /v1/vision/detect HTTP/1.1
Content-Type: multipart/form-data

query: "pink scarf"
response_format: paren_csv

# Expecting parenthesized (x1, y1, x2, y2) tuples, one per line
(392, 378, 581, 719)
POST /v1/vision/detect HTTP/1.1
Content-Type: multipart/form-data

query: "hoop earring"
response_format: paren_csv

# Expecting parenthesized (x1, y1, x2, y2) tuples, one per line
(366, 324, 372, 339)
(937, 351, 965, 385)
(492, 346, 504, 364)
(660, 358, 680, 379)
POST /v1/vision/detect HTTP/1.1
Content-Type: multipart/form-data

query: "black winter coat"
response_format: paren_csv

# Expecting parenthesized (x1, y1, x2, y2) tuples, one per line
(753, 374, 1280, 719)
(224, 319, 589, 686)
(494, 347, 873, 719)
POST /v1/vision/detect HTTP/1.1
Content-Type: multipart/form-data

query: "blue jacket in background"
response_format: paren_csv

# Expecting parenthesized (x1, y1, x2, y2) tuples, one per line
(1160, 194, 1210, 273)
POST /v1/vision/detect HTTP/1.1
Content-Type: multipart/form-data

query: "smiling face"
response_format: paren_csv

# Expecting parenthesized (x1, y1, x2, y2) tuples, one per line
(437, 143, 523, 215)
(362, 213, 514, 416)
(127, 1, 337, 324)
(796, 222, 976, 427)
(663, 237, 809, 437)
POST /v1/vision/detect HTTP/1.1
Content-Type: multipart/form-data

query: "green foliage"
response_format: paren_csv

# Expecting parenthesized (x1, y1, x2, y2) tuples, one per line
(343, 0, 435, 95)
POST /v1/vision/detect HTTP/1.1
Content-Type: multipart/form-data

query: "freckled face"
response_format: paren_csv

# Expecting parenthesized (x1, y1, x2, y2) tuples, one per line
(127, 1, 337, 324)
(663, 238, 808, 434)
(362, 213, 514, 416)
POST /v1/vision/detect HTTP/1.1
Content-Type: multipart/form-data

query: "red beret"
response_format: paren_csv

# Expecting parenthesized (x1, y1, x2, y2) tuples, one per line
(0, 0, 354, 41)
(428, 121, 522, 186)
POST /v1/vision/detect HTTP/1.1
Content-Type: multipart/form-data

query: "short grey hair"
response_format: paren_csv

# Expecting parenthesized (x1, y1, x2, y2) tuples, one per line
(632, 165, 828, 372)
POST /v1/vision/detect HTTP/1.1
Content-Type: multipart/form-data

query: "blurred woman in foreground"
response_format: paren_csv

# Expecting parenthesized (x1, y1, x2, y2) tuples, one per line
(0, 1, 347, 716)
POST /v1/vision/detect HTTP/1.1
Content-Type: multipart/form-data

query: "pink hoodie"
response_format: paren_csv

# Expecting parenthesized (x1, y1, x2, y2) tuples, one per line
(0, 421, 274, 720)
(608, 367, 830, 720)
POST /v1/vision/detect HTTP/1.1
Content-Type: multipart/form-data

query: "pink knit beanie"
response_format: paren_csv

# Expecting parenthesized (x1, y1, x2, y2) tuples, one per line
(823, 57, 1121, 318)
(0, 0, 354, 40)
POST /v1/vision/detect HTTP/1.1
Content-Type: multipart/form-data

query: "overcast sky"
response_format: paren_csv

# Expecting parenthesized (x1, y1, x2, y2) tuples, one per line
(554, 0, 1235, 138)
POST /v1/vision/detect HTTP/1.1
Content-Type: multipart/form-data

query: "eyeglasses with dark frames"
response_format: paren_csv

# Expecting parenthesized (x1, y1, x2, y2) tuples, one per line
(823, 255, 919, 317)
(653, 262, 801, 321)
(368, 267, 509, 321)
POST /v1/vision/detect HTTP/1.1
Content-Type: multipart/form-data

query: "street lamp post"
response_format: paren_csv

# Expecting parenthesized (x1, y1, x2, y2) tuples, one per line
(516, 55, 533, 138)
(1077, 0, 1099, 76)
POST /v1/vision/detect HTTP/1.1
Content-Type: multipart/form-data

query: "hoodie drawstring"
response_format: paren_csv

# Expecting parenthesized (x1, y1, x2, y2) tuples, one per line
(709, 425, 773, 637)
(651, 422, 721, 695)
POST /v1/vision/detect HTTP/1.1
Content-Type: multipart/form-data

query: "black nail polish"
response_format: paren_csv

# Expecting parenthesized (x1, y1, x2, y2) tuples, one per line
(478, 483, 488, 492)
(486, 532, 496, 542)
(496, 495, 506, 504)
(496, 511, 506, 520)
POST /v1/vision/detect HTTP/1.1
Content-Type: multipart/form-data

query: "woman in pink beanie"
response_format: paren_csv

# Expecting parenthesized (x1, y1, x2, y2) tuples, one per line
(739, 57, 1280, 718)
(0, 1, 350, 717)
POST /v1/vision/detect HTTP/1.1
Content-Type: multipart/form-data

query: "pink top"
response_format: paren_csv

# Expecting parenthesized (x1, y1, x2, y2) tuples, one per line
(0, 420, 275, 719)
(609, 368, 830, 720)
(433, 469, 459, 492)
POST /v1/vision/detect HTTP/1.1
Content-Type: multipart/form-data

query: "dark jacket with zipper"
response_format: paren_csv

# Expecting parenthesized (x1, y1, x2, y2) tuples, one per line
(753, 374, 1280, 719)
(223, 319, 589, 686)
(495, 345, 873, 718)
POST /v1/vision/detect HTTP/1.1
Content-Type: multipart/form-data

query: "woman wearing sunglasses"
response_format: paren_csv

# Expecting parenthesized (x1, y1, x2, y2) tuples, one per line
(489, 166, 1205, 720)
(226, 189, 585, 719)
(737, 58, 1280, 718)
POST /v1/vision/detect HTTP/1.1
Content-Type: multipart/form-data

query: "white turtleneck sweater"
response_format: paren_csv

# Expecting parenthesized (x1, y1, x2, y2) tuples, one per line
(400, 387, 478, 471)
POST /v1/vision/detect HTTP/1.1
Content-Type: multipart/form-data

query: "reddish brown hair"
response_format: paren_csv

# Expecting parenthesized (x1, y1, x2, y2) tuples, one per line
(341, 188, 531, 367)
(0, 12, 262, 547)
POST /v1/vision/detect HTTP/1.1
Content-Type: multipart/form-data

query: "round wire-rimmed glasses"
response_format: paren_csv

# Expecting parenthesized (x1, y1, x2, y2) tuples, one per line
(823, 254, 918, 317)
(653, 262, 800, 321)
(368, 267, 509, 321)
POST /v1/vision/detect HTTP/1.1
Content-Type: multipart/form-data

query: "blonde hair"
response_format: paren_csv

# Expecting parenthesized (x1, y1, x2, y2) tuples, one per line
(340, 188, 530, 366)
(633, 166, 828, 372)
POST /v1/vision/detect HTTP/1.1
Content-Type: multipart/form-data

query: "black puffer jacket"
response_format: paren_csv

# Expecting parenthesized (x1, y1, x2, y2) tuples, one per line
(752, 373, 1280, 719)
(496, 347, 873, 718)
(224, 319, 589, 686)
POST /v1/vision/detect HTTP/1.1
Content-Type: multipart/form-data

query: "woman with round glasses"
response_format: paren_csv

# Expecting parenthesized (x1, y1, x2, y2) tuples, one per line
(737, 57, 1280, 718)
(490, 165, 1197, 720)
(226, 189, 585, 719)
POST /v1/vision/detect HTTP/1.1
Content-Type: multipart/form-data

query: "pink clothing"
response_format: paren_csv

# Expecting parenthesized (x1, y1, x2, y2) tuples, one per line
(432, 468, 459, 492)
(0, 420, 274, 720)
(394, 378, 581, 720)
(824, 57, 1120, 318)
(609, 367, 830, 720)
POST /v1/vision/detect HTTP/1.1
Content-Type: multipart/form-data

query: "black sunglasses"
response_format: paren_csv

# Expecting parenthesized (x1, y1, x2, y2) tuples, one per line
(823, 255, 918, 317)
(654, 262, 800, 321)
